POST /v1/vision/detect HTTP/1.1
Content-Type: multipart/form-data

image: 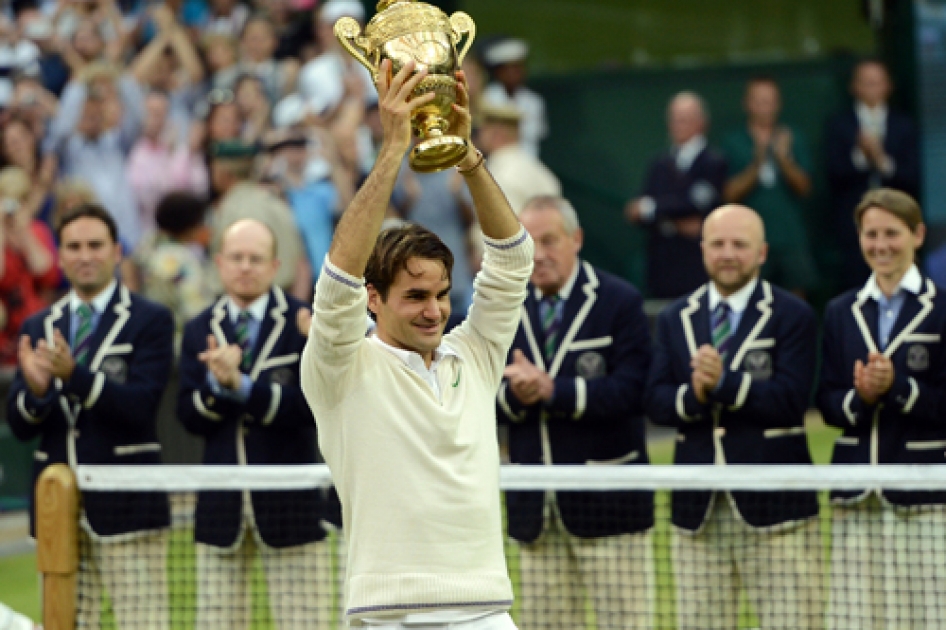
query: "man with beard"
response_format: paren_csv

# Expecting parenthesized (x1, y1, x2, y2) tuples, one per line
(646, 204, 823, 630)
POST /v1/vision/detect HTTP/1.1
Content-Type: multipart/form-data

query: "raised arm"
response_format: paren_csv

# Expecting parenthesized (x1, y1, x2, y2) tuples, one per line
(452, 79, 520, 240)
(327, 60, 435, 277)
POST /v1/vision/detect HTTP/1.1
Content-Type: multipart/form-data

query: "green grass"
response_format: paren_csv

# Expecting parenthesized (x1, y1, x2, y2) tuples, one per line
(0, 414, 841, 628)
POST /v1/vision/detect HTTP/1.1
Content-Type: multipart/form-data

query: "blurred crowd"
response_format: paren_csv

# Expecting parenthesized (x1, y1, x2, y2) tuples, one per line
(0, 0, 558, 368)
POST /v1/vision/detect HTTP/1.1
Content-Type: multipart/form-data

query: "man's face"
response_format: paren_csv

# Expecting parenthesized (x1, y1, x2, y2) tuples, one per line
(668, 97, 705, 146)
(215, 225, 279, 305)
(744, 81, 780, 126)
(521, 206, 581, 297)
(142, 94, 169, 140)
(59, 217, 121, 299)
(368, 257, 451, 361)
(701, 208, 767, 296)
(853, 63, 891, 108)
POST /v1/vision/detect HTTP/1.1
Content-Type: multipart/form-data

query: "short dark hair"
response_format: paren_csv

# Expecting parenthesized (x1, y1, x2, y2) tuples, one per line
(365, 223, 454, 306)
(155, 192, 207, 237)
(746, 74, 778, 91)
(56, 203, 118, 243)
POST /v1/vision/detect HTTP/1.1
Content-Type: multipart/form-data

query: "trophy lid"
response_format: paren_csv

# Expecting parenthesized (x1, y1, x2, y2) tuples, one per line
(376, 0, 412, 11)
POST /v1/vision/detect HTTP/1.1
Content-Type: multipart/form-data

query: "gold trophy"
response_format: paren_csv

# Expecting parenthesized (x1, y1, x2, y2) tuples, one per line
(334, 0, 475, 173)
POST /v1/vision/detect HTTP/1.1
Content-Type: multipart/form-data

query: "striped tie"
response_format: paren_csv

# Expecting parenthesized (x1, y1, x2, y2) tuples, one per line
(541, 295, 561, 360)
(235, 310, 253, 370)
(712, 302, 732, 359)
(73, 303, 94, 366)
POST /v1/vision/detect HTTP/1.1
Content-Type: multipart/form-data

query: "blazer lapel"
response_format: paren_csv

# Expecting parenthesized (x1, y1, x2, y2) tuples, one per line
(728, 281, 776, 371)
(519, 292, 546, 371)
(88, 286, 132, 372)
(884, 279, 937, 357)
(249, 287, 287, 380)
(209, 296, 230, 348)
(548, 262, 597, 377)
(679, 284, 710, 357)
(851, 286, 882, 355)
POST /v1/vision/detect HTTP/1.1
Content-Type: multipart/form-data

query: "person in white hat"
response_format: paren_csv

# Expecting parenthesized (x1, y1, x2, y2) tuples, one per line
(482, 38, 548, 157)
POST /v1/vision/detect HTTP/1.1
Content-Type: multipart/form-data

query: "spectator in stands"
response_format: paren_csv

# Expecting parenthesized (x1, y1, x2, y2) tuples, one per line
(263, 129, 337, 279)
(197, 0, 250, 39)
(208, 140, 309, 300)
(15, 7, 69, 96)
(0, 115, 57, 225)
(817, 188, 946, 630)
(57, 6, 125, 82)
(129, 3, 205, 129)
(723, 76, 818, 297)
(625, 91, 728, 299)
(202, 32, 241, 91)
(236, 15, 298, 103)
(498, 195, 654, 629)
(482, 37, 547, 157)
(134, 191, 213, 347)
(177, 218, 335, 629)
(479, 102, 561, 216)
(0, 166, 59, 366)
(297, 0, 373, 118)
(126, 91, 208, 236)
(646, 204, 823, 629)
(6, 203, 173, 629)
(8, 71, 60, 141)
(232, 73, 271, 145)
(44, 62, 145, 250)
(826, 59, 919, 291)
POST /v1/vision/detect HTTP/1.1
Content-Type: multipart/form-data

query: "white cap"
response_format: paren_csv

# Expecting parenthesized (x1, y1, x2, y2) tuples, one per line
(319, 0, 365, 24)
(483, 39, 528, 66)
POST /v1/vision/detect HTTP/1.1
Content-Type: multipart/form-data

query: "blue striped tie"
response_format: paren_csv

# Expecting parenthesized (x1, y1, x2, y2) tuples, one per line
(235, 310, 253, 370)
(712, 302, 732, 359)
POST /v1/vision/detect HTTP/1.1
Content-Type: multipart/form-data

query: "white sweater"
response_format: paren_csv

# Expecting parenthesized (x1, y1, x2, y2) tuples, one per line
(301, 228, 534, 621)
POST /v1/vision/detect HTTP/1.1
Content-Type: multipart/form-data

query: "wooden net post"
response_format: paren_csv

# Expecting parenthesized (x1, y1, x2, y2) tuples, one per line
(35, 464, 79, 630)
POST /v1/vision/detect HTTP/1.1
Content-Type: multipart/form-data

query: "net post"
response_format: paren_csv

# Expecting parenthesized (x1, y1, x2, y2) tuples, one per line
(36, 464, 79, 630)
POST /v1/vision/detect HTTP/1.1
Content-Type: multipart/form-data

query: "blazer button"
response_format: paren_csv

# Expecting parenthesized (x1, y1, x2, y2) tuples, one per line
(206, 396, 216, 406)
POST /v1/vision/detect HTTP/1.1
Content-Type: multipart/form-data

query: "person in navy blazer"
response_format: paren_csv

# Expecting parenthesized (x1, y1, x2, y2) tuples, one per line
(817, 189, 946, 630)
(177, 218, 335, 629)
(646, 204, 822, 629)
(625, 91, 729, 299)
(826, 59, 920, 291)
(7, 203, 173, 630)
(498, 195, 653, 630)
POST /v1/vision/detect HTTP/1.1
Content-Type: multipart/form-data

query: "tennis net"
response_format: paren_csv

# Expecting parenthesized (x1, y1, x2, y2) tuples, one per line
(51, 463, 946, 629)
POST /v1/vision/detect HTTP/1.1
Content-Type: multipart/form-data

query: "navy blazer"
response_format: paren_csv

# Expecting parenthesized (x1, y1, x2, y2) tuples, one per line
(178, 287, 333, 549)
(498, 262, 654, 541)
(7, 286, 173, 537)
(646, 280, 819, 532)
(826, 107, 920, 287)
(639, 146, 728, 299)
(817, 275, 946, 507)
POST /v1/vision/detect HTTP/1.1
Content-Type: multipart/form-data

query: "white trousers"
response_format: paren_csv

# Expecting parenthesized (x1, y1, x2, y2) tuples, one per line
(75, 528, 169, 630)
(355, 611, 517, 629)
(828, 496, 946, 630)
(516, 511, 654, 630)
(673, 495, 824, 630)
(195, 532, 335, 630)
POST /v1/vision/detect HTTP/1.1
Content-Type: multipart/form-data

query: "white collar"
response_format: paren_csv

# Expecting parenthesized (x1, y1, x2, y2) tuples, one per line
(69, 279, 117, 315)
(863, 264, 923, 301)
(675, 134, 707, 171)
(226, 292, 270, 323)
(534, 258, 581, 302)
(708, 276, 759, 314)
(855, 102, 888, 125)
(369, 335, 460, 374)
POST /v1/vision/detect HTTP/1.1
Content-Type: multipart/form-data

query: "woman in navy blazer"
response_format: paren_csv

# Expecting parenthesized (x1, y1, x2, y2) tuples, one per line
(817, 188, 946, 630)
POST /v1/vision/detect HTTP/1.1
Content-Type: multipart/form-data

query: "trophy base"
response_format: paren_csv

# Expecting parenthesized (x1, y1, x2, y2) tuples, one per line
(410, 136, 469, 173)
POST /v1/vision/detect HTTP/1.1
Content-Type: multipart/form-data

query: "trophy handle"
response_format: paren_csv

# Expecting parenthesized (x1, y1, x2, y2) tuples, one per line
(334, 17, 378, 78)
(450, 12, 476, 66)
